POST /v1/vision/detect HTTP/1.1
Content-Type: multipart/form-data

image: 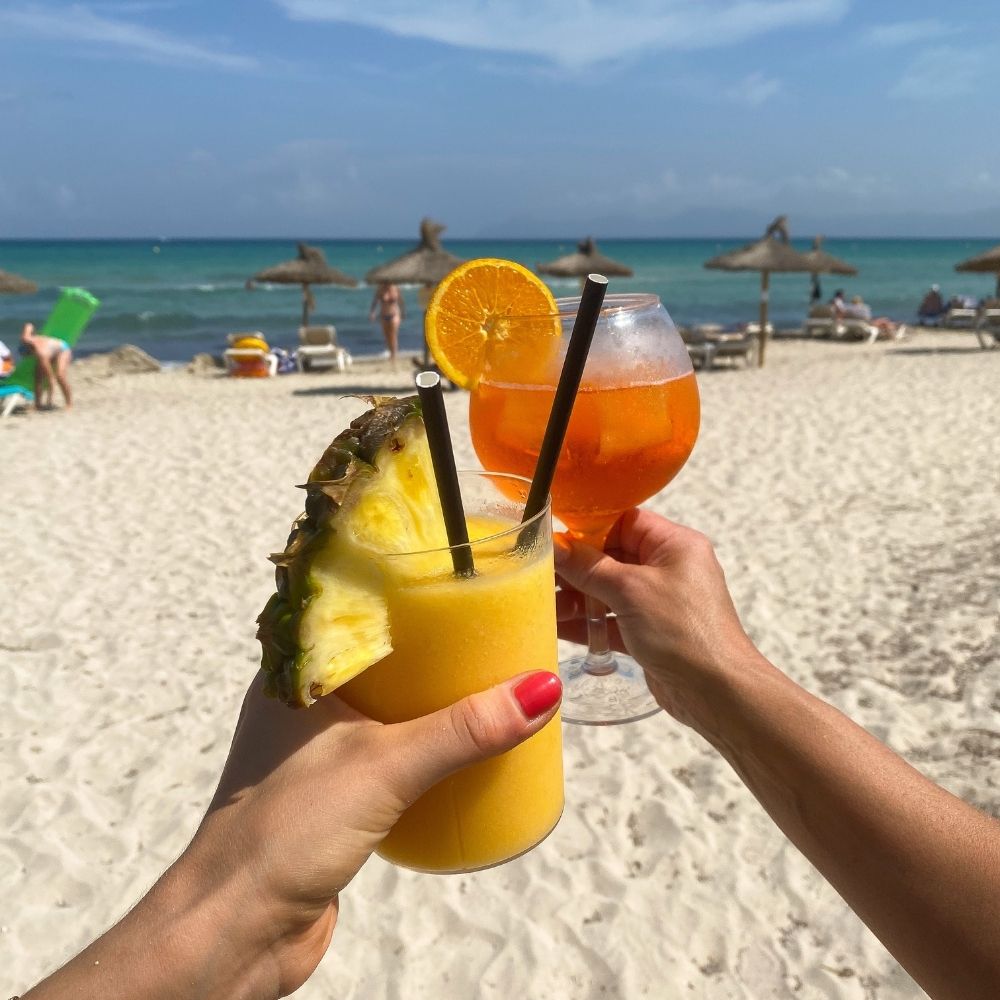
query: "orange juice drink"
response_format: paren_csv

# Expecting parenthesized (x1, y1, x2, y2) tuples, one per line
(338, 475, 562, 873)
(470, 371, 700, 544)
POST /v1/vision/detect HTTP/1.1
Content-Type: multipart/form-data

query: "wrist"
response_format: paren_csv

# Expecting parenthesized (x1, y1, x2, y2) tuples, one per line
(154, 846, 283, 999)
(660, 641, 783, 750)
(23, 854, 280, 1000)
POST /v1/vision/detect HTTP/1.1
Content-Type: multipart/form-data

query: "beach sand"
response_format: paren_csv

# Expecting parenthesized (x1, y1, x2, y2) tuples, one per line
(2, 332, 998, 998)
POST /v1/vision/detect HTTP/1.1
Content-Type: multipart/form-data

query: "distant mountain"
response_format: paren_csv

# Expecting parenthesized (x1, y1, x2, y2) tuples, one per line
(476, 205, 1000, 240)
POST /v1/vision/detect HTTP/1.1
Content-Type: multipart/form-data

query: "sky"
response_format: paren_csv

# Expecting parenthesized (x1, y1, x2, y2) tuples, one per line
(1, 0, 998, 238)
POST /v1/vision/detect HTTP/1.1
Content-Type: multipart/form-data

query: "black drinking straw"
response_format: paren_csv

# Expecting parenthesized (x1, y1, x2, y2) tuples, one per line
(415, 371, 475, 577)
(520, 274, 609, 536)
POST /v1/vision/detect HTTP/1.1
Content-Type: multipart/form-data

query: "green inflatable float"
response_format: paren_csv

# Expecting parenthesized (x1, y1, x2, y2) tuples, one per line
(0, 287, 101, 409)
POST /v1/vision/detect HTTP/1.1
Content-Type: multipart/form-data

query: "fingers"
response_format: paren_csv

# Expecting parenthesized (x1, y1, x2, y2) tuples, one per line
(552, 534, 629, 611)
(383, 671, 562, 799)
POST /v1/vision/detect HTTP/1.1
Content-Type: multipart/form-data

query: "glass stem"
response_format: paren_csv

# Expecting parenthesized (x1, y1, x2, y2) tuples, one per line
(583, 595, 616, 675)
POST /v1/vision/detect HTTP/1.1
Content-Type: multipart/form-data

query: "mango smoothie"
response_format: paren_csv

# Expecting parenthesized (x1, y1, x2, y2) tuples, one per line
(339, 505, 563, 873)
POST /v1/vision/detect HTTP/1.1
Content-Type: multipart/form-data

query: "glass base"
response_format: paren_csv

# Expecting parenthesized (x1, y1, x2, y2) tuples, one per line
(377, 805, 564, 874)
(559, 652, 662, 726)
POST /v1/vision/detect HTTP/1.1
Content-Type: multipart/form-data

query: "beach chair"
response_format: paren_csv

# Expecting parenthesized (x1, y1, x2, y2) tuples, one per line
(802, 305, 844, 339)
(838, 317, 880, 344)
(943, 305, 977, 329)
(0, 384, 33, 417)
(295, 326, 352, 373)
(708, 328, 757, 367)
(223, 332, 277, 378)
(975, 307, 1000, 349)
(678, 327, 717, 370)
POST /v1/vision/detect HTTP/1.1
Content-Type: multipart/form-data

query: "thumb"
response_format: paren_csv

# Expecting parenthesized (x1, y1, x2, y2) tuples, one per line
(384, 671, 562, 800)
(553, 534, 626, 610)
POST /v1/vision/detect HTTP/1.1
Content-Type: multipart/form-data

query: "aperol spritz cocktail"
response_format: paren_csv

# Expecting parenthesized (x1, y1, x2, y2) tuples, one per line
(469, 293, 700, 724)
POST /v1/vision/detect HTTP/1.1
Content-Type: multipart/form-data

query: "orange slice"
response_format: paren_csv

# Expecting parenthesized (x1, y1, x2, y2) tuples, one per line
(425, 258, 559, 390)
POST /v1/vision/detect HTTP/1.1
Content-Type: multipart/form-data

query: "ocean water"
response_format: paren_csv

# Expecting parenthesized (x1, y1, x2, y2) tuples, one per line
(0, 238, 996, 363)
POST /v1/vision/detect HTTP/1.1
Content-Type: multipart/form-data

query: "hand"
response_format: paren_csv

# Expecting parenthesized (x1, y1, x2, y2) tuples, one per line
(554, 508, 759, 732)
(181, 669, 562, 996)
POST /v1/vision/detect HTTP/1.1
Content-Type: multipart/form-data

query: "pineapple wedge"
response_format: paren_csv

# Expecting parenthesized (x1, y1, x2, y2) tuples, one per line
(256, 395, 447, 707)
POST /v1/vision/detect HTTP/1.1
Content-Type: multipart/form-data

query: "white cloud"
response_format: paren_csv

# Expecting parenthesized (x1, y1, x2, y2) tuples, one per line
(274, 0, 850, 69)
(0, 4, 258, 71)
(890, 46, 990, 100)
(861, 19, 959, 48)
(726, 71, 781, 106)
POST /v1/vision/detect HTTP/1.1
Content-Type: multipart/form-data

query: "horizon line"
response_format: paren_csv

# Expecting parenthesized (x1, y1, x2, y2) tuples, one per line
(1, 234, 997, 243)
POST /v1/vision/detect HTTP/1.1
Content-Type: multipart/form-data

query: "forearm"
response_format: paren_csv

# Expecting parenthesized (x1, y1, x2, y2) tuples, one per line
(24, 858, 281, 1000)
(694, 652, 1000, 1000)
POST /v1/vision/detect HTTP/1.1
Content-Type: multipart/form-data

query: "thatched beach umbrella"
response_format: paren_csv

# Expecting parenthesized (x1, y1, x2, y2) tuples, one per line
(0, 268, 38, 295)
(365, 218, 465, 287)
(804, 235, 858, 302)
(365, 218, 465, 364)
(955, 243, 1000, 298)
(246, 243, 359, 327)
(536, 237, 633, 281)
(704, 216, 815, 367)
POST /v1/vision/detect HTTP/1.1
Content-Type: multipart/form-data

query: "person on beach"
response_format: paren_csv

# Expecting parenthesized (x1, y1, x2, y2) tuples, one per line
(918, 284, 946, 324)
(836, 295, 905, 340)
(20, 511, 1000, 1000)
(19, 322, 73, 410)
(369, 281, 405, 362)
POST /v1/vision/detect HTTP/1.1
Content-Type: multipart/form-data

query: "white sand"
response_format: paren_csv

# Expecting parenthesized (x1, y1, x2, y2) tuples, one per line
(2, 333, 998, 998)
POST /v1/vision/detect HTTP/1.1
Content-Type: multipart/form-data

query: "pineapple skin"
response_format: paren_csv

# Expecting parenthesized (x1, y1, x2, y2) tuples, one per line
(256, 396, 422, 707)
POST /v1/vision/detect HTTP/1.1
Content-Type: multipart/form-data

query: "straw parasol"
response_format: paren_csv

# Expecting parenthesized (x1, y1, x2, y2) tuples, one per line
(704, 215, 815, 367)
(246, 243, 359, 327)
(364, 218, 465, 287)
(536, 237, 633, 281)
(803, 235, 857, 302)
(0, 268, 39, 295)
(955, 243, 1000, 298)
(365, 218, 465, 365)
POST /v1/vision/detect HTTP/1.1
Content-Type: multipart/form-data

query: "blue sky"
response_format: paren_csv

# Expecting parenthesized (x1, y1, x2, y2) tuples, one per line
(1, 0, 998, 238)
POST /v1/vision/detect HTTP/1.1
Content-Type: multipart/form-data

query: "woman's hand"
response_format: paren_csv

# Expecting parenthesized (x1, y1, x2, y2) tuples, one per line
(554, 508, 760, 732)
(26, 669, 562, 1000)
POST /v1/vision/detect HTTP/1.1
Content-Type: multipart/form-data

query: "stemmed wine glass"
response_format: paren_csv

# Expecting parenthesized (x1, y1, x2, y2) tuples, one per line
(469, 293, 700, 725)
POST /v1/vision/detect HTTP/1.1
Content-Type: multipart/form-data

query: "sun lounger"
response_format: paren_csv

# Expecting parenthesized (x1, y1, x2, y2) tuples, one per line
(0, 384, 33, 418)
(679, 327, 717, 370)
(223, 333, 277, 377)
(296, 326, 352, 372)
(802, 306, 845, 339)
(705, 328, 757, 367)
(976, 308, 1000, 349)
(943, 306, 977, 329)
(838, 318, 880, 344)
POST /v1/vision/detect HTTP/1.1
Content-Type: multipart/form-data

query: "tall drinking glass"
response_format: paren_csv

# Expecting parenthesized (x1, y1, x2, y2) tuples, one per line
(337, 472, 562, 873)
(469, 294, 700, 725)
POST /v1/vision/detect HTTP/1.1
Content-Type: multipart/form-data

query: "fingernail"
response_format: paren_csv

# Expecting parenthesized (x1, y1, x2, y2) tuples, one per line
(513, 672, 562, 719)
(552, 535, 572, 564)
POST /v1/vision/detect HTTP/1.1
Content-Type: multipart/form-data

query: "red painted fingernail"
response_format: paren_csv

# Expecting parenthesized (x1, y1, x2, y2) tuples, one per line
(513, 672, 562, 719)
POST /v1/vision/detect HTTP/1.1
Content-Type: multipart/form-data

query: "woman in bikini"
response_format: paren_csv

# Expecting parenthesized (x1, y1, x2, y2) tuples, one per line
(368, 282, 404, 363)
(20, 322, 73, 410)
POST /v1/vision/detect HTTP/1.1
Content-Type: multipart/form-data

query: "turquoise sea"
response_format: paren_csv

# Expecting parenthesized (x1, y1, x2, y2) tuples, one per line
(1, 238, 996, 363)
